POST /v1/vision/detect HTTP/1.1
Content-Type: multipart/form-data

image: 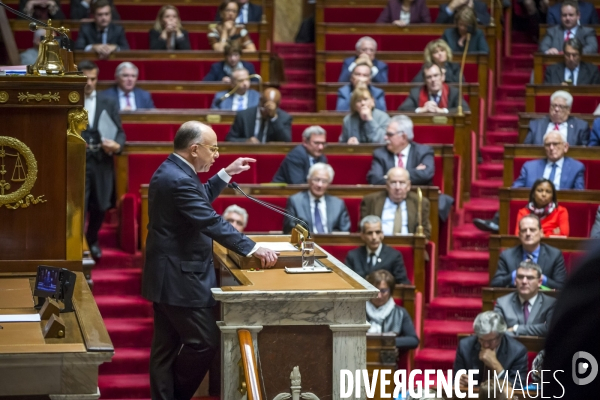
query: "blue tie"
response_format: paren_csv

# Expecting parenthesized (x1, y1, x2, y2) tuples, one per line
(314, 199, 325, 233)
(548, 163, 557, 185)
(234, 96, 244, 111)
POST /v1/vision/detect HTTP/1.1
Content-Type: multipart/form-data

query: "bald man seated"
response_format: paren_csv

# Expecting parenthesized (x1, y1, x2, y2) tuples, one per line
(225, 88, 293, 143)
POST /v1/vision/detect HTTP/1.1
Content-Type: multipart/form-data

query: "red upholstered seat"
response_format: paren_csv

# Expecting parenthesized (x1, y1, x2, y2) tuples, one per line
(534, 94, 600, 114)
(322, 7, 440, 22)
(151, 93, 216, 109)
(325, 34, 439, 51)
(325, 62, 479, 83)
(512, 158, 600, 189)
(212, 196, 288, 232)
(116, 5, 219, 21)
(124, 123, 179, 141)
(292, 125, 342, 142)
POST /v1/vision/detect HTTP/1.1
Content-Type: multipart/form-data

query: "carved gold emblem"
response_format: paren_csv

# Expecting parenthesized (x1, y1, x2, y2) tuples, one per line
(17, 92, 60, 103)
(0, 91, 8, 103)
(0, 136, 46, 209)
(67, 108, 89, 139)
(68, 91, 80, 104)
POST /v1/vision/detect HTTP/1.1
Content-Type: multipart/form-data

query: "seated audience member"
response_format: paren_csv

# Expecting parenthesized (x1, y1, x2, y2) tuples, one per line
(525, 90, 589, 145)
(339, 87, 389, 144)
(208, 1, 256, 53)
(74, 0, 129, 58)
(367, 115, 434, 186)
(337, 60, 387, 112)
(441, 7, 489, 54)
(547, 0, 598, 25)
(210, 67, 259, 110)
(590, 206, 600, 238)
(453, 311, 528, 387)
(376, 0, 431, 25)
(20, 29, 45, 66)
(491, 214, 567, 289)
(203, 43, 256, 82)
(399, 62, 470, 113)
(101, 62, 155, 110)
(544, 39, 600, 86)
(589, 116, 600, 146)
(283, 163, 350, 234)
(412, 39, 462, 83)
(360, 167, 431, 239)
(215, 0, 262, 23)
(223, 204, 248, 232)
(515, 178, 569, 236)
(539, 1, 598, 55)
(346, 216, 410, 284)
(365, 270, 419, 351)
(338, 37, 388, 83)
(435, 0, 491, 25)
(70, 0, 120, 20)
(226, 88, 292, 143)
(272, 126, 327, 184)
(20, 0, 65, 20)
(149, 5, 191, 50)
(494, 262, 556, 337)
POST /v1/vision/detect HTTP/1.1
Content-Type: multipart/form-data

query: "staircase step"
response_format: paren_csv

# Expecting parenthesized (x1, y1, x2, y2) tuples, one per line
(495, 100, 525, 114)
(98, 225, 119, 249)
(478, 162, 504, 180)
(100, 347, 151, 375)
(280, 54, 315, 69)
(463, 199, 499, 221)
(423, 320, 474, 349)
(436, 270, 490, 298)
(502, 54, 533, 70)
(427, 297, 482, 320)
(496, 84, 526, 101)
(486, 130, 519, 145)
(104, 318, 154, 348)
(280, 99, 315, 112)
(480, 145, 504, 162)
(451, 223, 491, 249)
(414, 348, 456, 370)
(283, 69, 315, 84)
(440, 251, 490, 271)
(94, 249, 143, 270)
(471, 179, 503, 197)
(512, 42, 539, 54)
(96, 295, 153, 319)
(273, 43, 314, 55)
(487, 115, 518, 130)
(98, 374, 150, 399)
(278, 83, 315, 100)
(502, 70, 531, 86)
(93, 269, 142, 296)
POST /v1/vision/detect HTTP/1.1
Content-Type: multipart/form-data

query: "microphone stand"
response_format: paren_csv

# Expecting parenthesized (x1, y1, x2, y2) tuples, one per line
(457, 33, 471, 116)
(215, 74, 263, 106)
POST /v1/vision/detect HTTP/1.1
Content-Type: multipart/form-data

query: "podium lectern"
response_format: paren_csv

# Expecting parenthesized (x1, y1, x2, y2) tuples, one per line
(212, 235, 378, 400)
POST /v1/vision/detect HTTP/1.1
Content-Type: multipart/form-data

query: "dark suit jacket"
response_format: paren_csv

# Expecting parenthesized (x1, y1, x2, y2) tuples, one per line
(101, 85, 155, 110)
(367, 143, 435, 185)
(210, 89, 260, 110)
(142, 154, 256, 307)
(272, 144, 328, 184)
(398, 85, 470, 113)
(82, 94, 126, 211)
(525, 116, 590, 146)
(376, 0, 431, 23)
(494, 292, 556, 337)
(589, 117, 600, 146)
(512, 157, 585, 190)
(411, 61, 463, 83)
(215, 2, 262, 22)
(435, 1, 491, 25)
(283, 191, 351, 233)
(336, 84, 387, 112)
(70, 0, 120, 20)
(441, 27, 489, 54)
(74, 22, 130, 50)
(202, 60, 257, 81)
(360, 190, 431, 240)
(490, 243, 567, 289)
(225, 106, 292, 142)
(345, 244, 410, 284)
(454, 335, 528, 386)
(547, 1, 598, 25)
(539, 25, 598, 54)
(544, 62, 600, 86)
(148, 29, 191, 50)
(338, 57, 389, 83)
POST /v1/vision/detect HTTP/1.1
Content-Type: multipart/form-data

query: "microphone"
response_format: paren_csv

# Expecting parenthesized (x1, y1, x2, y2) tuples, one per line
(227, 182, 311, 237)
(215, 74, 263, 106)
(457, 33, 471, 116)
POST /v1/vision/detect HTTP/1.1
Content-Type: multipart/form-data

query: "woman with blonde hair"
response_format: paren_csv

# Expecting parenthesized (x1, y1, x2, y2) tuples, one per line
(149, 5, 191, 50)
(412, 39, 462, 83)
(441, 6, 489, 54)
(339, 86, 389, 144)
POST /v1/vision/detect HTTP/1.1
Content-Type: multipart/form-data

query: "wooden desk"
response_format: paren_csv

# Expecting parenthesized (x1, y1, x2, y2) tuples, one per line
(525, 84, 600, 113)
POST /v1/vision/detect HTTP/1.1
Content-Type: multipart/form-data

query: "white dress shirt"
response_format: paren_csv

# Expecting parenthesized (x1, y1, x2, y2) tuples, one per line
(366, 243, 383, 266)
(85, 90, 97, 128)
(393, 144, 411, 168)
(545, 120, 568, 138)
(236, 3, 249, 24)
(308, 192, 328, 233)
(563, 26, 578, 41)
(543, 157, 565, 189)
(381, 197, 408, 236)
(232, 92, 248, 111)
(118, 88, 137, 110)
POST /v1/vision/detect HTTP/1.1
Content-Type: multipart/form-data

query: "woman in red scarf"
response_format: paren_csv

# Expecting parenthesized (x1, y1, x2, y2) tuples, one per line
(515, 178, 570, 236)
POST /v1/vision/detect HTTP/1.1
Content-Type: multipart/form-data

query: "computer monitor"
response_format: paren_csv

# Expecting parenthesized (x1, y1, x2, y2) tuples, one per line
(33, 265, 61, 298)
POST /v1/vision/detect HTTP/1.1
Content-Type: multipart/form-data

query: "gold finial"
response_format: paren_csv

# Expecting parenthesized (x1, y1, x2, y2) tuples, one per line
(416, 187, 425, 237)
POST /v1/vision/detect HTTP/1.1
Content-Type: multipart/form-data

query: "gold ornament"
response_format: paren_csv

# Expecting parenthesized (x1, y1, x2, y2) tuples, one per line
(68, 91, 80, 104)
(67, 109, 88, 139)
(0, 91, 8, 103)
(17, 92, 60, 103)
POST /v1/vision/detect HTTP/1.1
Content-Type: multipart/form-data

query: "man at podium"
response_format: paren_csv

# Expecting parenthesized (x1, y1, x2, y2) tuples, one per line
(141, 121, 278, 400)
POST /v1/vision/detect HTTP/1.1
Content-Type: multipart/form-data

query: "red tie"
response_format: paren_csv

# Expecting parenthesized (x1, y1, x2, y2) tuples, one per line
(125, 93, 131, 107)
(554, 123, 560, 131)
(565, 30, 571, 41)
(397, 154, 404, 168)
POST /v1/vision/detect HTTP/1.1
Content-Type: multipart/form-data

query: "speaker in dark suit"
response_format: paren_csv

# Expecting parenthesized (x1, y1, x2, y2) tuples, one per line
(524, 115, 590, 146)
(272, 126, 328, 184)
(73, 22, 130, 52)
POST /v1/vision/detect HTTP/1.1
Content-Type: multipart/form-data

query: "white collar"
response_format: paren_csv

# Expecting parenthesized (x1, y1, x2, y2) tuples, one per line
(308, 191, 324, 204)
(367, 242, 383, 257)
(86, 90, 97, 100)
(117, 87, 132, 98)
(519, 293, 538, 307)
(548, 157, 565, 168)
(173, 153, 196, 174)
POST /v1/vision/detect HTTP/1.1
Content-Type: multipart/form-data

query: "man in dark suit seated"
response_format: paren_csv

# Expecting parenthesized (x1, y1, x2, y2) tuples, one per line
(338, 36, 388, 84)
(73, 0, 129, 59)
(272, 126, 327, 184)
(336, 60, 387, 112)
(547, 0, 598, 25)
(360, 167, 431, 240)
(494, 262, 557, 337)
(435, 0, 491, 25)
(345, 215, 410, 284)
(101, 62, 155, 110)
(539, 1, 598, 55)
(202, 43, 257, 82)
(398, 63, 470, 114)
(78, 60, 126, 260)
(223, 204, 248, 232)
(225, 88, 292, 143)
(283, 163, 351, 234)
(544, 39, 600, 86)
(491, 215, 567, 290)
(71, 0, 121, 20)
(367, 115, 435, 186)
(210, 67, 260, 111)
(215, 0, 262, 23)
(524, 90, 589, 145)
(454, 311, 528, 387)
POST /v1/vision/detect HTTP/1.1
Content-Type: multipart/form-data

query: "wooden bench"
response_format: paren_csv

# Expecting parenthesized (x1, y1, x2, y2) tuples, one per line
(532, 53, 600, 84)
(517, 112, 596, 143)
(525, 84, 600, 114)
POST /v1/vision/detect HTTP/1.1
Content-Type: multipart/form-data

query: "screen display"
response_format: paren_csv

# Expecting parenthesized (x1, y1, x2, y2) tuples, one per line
(34, 265, 61, 298)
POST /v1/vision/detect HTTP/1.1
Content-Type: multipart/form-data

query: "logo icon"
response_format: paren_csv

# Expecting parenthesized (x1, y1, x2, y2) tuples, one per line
(572, 351, 598, 385)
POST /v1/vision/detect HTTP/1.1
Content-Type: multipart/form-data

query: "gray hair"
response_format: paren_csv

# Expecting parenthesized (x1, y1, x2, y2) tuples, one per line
(307, 162, 334, 183)
(223, 204, 248, 228)
(550, 90, 573, 107)
(543, 129, 567, 143)
(173, 121, 203, 151)
(302, 125, 326, 141)
(355, 36, 377, 52)
(388, 115, 414, 141)
(518, 261, 543, 278)
(359, 215, 382, 232)
(232, 66, 249, 75)
(386, 166, 411, 181)
(33, 28, 45, 44)
(115, 61, 139, 78)
(473, 311, 507, 336)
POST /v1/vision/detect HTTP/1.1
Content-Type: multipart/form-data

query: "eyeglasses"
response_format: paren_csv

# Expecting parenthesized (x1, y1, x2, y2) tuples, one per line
(550, 103, 569, 110)
(310, 178, 329, 184)
(388, 181, 409, 188)
(195, 143, 219, 154)
(544, 142, 563, 148)
(378, 288, 390, 294)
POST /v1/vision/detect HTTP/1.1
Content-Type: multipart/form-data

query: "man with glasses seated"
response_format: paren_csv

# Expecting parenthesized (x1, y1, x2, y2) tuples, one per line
(360, 167, 431, 240)
(272, 126, 327, 184)
(454, 311, 528, 388)
(544, 39, 600, 87)
(223, 204, 248, 232)
(524, 90, 590, 146)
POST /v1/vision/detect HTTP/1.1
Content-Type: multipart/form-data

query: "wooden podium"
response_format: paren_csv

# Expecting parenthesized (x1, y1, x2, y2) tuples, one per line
(212, 235, 378, 400)
(0, 75, 113, 398)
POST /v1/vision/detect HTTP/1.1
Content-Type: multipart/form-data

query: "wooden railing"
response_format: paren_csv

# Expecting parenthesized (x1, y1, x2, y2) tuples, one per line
(238, 329, 263, 400)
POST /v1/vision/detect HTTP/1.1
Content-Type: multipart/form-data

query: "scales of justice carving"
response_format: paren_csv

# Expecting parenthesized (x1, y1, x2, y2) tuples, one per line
(273, 366, 320, 400)
(0, 136, 46, 209)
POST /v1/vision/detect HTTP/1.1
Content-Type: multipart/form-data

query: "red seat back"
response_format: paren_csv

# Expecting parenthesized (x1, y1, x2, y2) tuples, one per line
(325, 33, 439, 51)
(212, 196, 288, 232)
(534, 93, 600, 114)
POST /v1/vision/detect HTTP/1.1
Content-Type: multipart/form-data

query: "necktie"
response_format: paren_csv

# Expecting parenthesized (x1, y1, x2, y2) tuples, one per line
(392, 202, 402, 234)
(568, 69, 574, 85)
(431, 94, 440, 104)
(234, 96, 244, 111)
(97, 29, 104, 44)
(125, 93, 131, 108)
(526, 253, 534, 262)
(257, 118, 267, 143)
(523, 301, 530, 323)
(565, 30, 571, 41)
(314, 199, 325, 233)
(548, 162, 557, 184)
(397, 154, 404, 168)
(369, 253, 376, 268)
(554, 123, 560, 131)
